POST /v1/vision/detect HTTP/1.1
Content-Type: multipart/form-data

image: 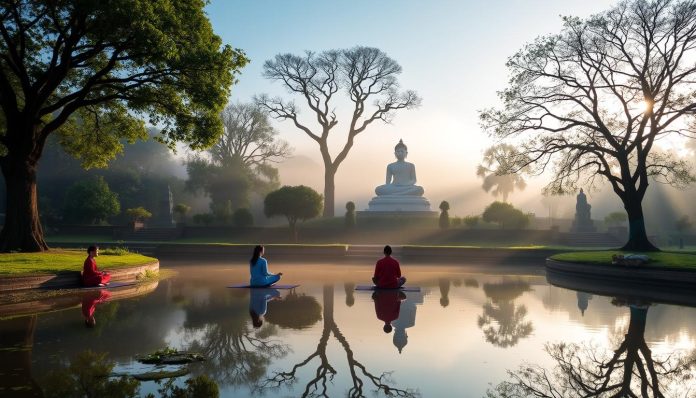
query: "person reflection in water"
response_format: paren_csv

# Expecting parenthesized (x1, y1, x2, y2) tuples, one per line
(372, 245, 406, 288)
(82, 245, 111, 287)
(372, 289, 406, 333)
(81, 289, 112, 328)
(249, 245, 283, 287)
(249, 288, 281, 328)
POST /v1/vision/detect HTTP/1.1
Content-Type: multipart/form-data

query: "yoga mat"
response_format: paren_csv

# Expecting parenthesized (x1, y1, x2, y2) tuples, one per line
(80, 282, 136, 290)
(355, 285, 421, 292)
(227, 284, 299, 289)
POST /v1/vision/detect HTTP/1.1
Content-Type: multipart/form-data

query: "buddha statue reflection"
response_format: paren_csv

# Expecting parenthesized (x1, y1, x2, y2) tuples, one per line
(375, 140, 425, 196)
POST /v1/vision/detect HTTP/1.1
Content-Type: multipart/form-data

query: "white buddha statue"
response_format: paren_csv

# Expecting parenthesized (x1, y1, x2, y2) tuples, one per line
(375, 140, 424, 196)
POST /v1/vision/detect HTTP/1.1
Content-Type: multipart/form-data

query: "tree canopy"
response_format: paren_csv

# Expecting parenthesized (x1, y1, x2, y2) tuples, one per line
(0, 0, 247, 251)
(264, 185, 322, 240)
(62, 176, 120, 224)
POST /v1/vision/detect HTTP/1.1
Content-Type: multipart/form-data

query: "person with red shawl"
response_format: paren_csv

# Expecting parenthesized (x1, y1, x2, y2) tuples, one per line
(82, 245, 111, 287)
(372, 245, 407, 289)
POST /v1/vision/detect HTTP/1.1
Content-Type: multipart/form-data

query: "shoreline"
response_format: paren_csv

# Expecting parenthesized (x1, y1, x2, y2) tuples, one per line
(0, 261, 160, 292)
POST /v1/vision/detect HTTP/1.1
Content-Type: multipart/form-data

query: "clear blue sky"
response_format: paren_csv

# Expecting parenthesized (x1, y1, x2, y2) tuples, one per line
(203, 0, 617, 215)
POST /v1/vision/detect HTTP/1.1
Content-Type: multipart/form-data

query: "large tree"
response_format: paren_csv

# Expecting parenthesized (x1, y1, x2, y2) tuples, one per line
(185, 102, 290, 218)
(0, 0, 247, 251)
(476, 144, 529, 202)
(257, 46, 421, 217)
(480, 0, 696, 251)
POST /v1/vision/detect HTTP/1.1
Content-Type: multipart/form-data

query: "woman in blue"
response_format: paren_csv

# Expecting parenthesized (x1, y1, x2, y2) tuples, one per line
(249, 245, 283, 287)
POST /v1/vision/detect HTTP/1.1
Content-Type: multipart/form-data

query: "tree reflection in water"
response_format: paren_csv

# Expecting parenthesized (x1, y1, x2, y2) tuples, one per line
(255, 285, 420, 398)
(181, 288, 293, 386)
(488, 300, 696, 397)
(478, 279, 533, 348)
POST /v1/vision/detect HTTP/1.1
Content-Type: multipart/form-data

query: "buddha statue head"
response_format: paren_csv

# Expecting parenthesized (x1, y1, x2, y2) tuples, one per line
(394, 139, 408, 161)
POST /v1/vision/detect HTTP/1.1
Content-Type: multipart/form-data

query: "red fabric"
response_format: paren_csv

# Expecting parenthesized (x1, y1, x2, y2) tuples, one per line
(81, 290, 112, 319)
(373, 256, 402, 288)
(373, 290, 405, 324)
(82, 257, 111, 286)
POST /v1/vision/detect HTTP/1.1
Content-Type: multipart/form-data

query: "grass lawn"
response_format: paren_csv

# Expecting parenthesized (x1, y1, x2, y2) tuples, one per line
(0, 249, 157, 276)
(551, 250, 696, 269)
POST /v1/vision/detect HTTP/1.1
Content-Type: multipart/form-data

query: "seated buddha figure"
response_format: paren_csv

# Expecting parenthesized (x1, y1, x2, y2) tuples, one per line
(375, 140, 425, 196)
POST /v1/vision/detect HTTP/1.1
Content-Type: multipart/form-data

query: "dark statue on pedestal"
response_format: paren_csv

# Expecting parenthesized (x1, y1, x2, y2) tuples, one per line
(571, 188, 596, 232)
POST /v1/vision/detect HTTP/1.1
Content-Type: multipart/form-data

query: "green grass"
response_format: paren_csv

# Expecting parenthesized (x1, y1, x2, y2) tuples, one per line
(551, 250, 696, 269)
(0, 249, 157, 276)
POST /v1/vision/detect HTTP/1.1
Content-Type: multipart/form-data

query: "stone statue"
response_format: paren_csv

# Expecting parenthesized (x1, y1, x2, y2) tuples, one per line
(375, 140, 425, 196)
(571, 188, 596, 232)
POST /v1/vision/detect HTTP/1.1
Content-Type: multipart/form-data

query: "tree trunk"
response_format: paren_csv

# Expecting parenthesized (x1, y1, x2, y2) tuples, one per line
(323, 167, 335, 218)
(621, 196, 658, 252)
(0, 154, 48, 252)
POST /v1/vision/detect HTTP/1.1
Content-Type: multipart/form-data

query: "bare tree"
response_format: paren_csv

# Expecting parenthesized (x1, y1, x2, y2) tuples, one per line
(211, 103, 291, 170)
(480, 0, 696, 251)
(477, 144, 529, 202)
(257, 47, 421, 217)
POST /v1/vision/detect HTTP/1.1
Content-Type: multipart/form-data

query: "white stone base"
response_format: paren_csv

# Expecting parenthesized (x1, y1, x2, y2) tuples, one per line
(366, 195, 433, 212)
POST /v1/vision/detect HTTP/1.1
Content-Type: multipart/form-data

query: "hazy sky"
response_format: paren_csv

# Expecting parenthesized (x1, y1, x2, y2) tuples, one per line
(203, 0, 625, 217)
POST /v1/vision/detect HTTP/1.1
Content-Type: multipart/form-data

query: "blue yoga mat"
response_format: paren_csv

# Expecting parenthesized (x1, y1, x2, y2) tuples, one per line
(227, 284, 299, 289)
(354, 285, 421, 292)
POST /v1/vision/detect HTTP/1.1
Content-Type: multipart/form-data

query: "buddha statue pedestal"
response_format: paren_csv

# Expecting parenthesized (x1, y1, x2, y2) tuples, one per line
(366, 195, 433, 212)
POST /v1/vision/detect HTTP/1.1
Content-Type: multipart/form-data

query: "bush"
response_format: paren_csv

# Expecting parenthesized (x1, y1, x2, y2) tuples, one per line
(173, 203, 191, 223)
(125, 207, 152, 223)
(100, 246, 131, 256)
(231, 208, 254, 227)
(63, 176, 120, 224)
(482, 201, 529, 229)
(193, 213, 215, 226)
(451, 216, 462, 227)
(604, 211, 627, 226)
(463, 215, 479, 228)
(345, 201, 356, 229)
(439, 201, 450, 229)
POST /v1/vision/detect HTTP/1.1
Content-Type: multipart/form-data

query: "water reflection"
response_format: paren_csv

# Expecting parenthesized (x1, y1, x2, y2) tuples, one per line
(180, 287, 290, 386)
(438, 278, 450, 307)
(372, 289, 407, 334)
(392, 291, 424, 354)
(256, 285, 419, 397)
(489, 299, 696, 397)
(478, 279, 533, 348)
(81, 290, 112, 328)
(249, 288, 281, 328)
(0, 316, 41, 397)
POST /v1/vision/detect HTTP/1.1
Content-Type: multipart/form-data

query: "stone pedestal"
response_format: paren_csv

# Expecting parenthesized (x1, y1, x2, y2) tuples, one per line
(366, 195, 433, 212)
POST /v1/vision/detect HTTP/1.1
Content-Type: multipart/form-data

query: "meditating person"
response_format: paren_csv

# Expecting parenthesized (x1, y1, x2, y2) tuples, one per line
(249, 288, 281, 328)
(372, 289, 407, 333)
(249, 245, 283, 287)
(82, 245, 111, 287)
(372, 245, 407, 288)
(81, 289, 112, 328)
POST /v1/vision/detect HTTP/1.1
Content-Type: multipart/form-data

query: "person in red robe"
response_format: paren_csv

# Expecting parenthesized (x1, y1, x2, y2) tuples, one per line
(82, 245, 111, 287)
(372, 245, 407, 288)
(81, 290, 112, 328)
(372, 289, 407, 333)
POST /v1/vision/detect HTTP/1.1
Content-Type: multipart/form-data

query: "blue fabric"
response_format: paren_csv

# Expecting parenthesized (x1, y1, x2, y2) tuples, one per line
(249, 257, 281, 287)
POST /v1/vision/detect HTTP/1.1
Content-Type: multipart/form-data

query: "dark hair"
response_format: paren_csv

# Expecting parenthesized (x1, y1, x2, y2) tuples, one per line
(383, 245, 392, 256)
(249, 310, 263, 328)
(383, 323, 393, 333)
(87, 245, 98, 254)
(250, 245, 264, 266)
